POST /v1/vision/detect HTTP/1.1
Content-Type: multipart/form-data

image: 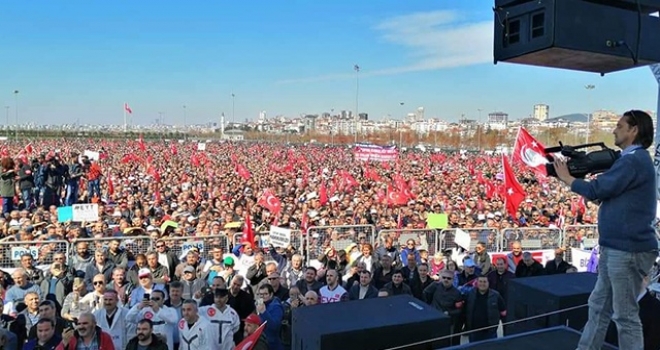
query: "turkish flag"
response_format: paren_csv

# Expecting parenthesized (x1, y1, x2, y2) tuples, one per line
(319, 182, 328, 205)
(501, 155, 526, 218)
(138, 135, 146, 152)
(236, 163, 251, 180)
(242, 210, 255, 247)
(234, 322, 266, 350)
(386, 185, 408, 206)
(512, 127, 548, 177)
(24, 143, 33, 154)
(258, 190, 282, 214)
(124, 103, 132, 114)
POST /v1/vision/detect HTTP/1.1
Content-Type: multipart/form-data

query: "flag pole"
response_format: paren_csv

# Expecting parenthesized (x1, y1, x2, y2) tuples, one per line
(123, 103, 127, 133)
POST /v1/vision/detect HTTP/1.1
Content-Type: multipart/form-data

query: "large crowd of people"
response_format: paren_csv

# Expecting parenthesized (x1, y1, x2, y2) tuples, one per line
(0, 139, 626, 349)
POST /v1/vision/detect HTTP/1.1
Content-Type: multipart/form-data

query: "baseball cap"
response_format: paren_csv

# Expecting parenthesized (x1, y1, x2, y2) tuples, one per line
(223, 256, 235, 266)
(214, 288, 229, 297)
(244, 313, 261, 326)
(463, 259, 476, 268)
(183, 266, 195, 274)
(138, 268, 151, 278)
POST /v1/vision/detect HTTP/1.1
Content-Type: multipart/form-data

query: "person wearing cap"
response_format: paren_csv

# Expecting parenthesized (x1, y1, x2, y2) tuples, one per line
(241, 313, 269, 350)
(180, 265, 206, 300)
(199, 288, 240, 350)
(457, 258, 479, 288)
(514, 252, 545, 278)
(128, 269, 167, 308)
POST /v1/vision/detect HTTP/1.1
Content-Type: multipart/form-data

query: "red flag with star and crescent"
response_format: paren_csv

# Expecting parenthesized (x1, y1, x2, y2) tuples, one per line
(512, 127, 548, 178)
(501, 155, 526, 218)
(234, 322, 267, 350)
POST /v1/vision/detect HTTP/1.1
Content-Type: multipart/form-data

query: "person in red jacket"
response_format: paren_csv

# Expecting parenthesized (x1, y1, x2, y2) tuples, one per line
(65, 312, 115, 350)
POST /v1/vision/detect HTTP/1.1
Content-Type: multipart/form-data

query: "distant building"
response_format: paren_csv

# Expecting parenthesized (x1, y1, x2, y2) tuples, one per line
(533, 104, 549, 121)
(487, 112, 508, 131)
(358, 113, 368, 121)
(258, 111, 267, 123)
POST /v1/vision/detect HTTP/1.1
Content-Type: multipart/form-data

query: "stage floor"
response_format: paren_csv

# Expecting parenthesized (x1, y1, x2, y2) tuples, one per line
(446, 327, 616, 350)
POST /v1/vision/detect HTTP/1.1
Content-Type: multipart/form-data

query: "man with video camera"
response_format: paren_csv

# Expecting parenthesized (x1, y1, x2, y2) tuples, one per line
(553, 110, 658, 350)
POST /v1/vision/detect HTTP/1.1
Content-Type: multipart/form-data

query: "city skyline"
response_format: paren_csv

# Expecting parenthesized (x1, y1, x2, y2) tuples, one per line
(0, 1, 658, 125)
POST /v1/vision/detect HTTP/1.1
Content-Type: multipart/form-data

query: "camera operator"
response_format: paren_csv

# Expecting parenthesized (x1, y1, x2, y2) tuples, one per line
(553, 110, 658, 350)
(40, 153, 66, 208)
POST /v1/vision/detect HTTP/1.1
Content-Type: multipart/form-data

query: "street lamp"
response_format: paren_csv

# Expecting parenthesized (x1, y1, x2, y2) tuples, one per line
(477, 108, 483, 150)
(585, 85, 595, 144)
(354, 64, 360, 144)
(13, 90, 19, 138)
(231, 93, 235, 124)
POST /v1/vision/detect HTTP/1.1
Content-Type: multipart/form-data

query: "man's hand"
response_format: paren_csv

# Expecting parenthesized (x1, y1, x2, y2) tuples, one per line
(553, 158, 575, 186)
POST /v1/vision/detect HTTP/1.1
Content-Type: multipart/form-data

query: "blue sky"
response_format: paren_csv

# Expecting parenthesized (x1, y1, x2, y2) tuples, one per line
(0, 0, 658, 126)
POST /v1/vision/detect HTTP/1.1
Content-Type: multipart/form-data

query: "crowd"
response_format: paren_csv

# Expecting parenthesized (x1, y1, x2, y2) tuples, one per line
(0, 139, 623, 350)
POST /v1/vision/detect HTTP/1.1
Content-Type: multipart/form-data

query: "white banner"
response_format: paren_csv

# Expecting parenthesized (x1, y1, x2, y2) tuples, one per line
(72, 204, 99, 222)
(454, 228, 471, 250)
(570, 248, 593, 272)
(269, 226, 291, 248)
(197, 142, 206, 151)
(354, 144, 398, 162)
(83, 150, 100, 161)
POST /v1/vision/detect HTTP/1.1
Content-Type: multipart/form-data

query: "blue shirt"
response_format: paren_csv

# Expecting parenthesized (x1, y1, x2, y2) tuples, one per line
(571, 147, 657, 252)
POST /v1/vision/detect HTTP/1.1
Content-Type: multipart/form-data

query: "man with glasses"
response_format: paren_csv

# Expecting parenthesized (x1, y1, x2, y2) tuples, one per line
(554, 110, 659, 350)
(27, 300, 67, 341)
(255, 284, 284, 350)
(93, 290, 129, 350)
(199, 288, 240, 350)
(267, 272, 289, 301)
(84, 249, 116, 292)
(126, 290, 177, 350)
(80, 274, 110, 312)
(423, 270, 464, 346)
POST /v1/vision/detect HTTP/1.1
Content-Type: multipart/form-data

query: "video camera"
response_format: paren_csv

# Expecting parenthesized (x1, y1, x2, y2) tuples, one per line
(545, 142, 620, 178)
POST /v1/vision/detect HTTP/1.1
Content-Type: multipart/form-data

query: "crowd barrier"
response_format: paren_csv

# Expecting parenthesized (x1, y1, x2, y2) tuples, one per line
(72, 236, 153, 260)
(439, 227, 500, 253)
(158, 235, 230, 261)
(377, 229, 439, 256)
(501, 227, 563, 251)
(0, 239, 70, 271)
(305, 225, 376, 263)
(234, 228, 304, 261)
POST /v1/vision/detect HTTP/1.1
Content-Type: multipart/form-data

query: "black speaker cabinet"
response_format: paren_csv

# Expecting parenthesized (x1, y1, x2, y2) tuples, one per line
(292, 295, 451, 350)
(504, 272, 597, 336)
(493, 0, 660, 74)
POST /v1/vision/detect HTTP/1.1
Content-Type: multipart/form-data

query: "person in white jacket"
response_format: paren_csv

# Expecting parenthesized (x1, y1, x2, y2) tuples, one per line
(126, 290, 177, 350)
(179, 299, 211, 350)
(199, 288, 240, 350)
(93, 290, 130, 350)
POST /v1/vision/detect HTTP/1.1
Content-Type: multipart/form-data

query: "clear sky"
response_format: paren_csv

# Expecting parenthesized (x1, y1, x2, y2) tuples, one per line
(0, 0, 658, 126)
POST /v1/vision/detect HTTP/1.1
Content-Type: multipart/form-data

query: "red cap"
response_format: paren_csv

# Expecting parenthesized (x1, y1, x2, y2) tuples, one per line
(244, 314, 261, 325)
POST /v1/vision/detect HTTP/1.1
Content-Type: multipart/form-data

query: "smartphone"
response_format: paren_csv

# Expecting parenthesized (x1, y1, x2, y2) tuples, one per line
(143, 293, 150, 301)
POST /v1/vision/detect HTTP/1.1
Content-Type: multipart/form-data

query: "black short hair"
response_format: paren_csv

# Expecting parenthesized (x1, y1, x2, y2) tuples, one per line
(138, 318, 153, 328)
(259, 284, 274, 294)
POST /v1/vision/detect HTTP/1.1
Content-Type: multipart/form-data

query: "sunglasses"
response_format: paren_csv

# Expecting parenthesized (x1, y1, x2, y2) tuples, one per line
(93, 281, 104, 286)
(156, 244, 164, 248)
(441, 277, 453, 281)
(150, 298, 161, 301)
(139, 276, 151, 279)
(267, 277, 279, 280)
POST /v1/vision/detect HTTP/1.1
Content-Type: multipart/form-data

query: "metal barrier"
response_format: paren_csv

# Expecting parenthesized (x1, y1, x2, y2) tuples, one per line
(234, 229, 304, 260)
(0, 239, 70, 270)
(159, 235, 231, 261)
(501, 227, 563, 251)
(562, 225, 599, 249)
(305, 225, 376, 263)
(439, 227, 500, 252)
(378, 229, 439, 255)
(72, 236, 154, 260)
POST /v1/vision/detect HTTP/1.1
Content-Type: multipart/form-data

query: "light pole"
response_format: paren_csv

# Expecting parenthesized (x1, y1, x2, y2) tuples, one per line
(354, 64, 360, 144)
(585, 84, 595, 144)
(182, 105, 187, 139)
(477, 108, 483, 150)
(231, 93, 235, 124)
(13, 90, 19, 138)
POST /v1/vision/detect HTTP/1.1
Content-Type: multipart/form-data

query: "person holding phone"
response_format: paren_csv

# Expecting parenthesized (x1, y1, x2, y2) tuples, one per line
(126, 290, 177, 350)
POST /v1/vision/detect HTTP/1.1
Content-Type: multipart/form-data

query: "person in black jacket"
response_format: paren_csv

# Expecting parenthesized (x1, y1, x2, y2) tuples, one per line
(126, 319, 169, 350)
(515, 252, 545, 278)
(17, 157, 35, 210)
(423, 270, 464, 347)
(228, 275, 255, 344)
(544, 248, 571, 275)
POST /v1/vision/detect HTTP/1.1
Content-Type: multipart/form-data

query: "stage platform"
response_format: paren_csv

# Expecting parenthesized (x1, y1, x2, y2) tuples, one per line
(444, 326, 616, 350)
